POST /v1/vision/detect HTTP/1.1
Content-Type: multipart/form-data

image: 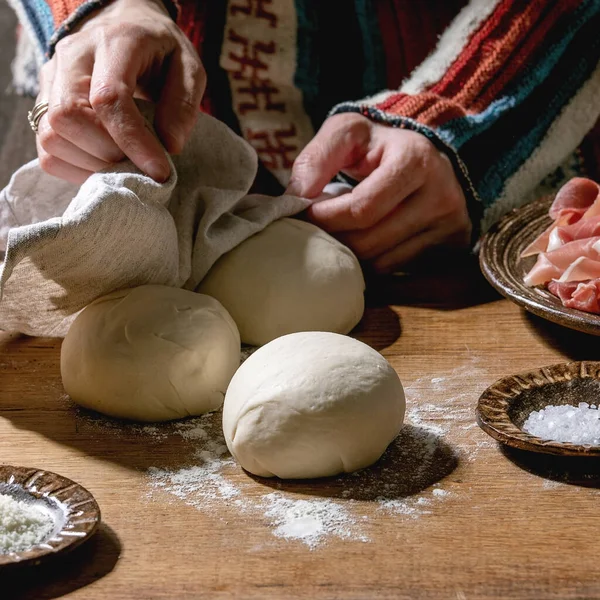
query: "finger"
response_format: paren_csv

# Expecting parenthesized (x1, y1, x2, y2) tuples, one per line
(89, 43, 171, 182)
(37, 142, 95, 185)
(340, 192, 427, 259)
(154, 45, 205, 154)
(37, 115, 113, 173)
(37, 56, 56, 102)
(48, 43, 125, 163)
(307, 157, 424, 233)
(372, 229, 444, 274)
(286, 114, 372, 198)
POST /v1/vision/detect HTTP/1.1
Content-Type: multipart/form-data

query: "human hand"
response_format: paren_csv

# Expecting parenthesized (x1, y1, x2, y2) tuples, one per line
(35, 0, 205, 184)
(287, 114, 471, 273)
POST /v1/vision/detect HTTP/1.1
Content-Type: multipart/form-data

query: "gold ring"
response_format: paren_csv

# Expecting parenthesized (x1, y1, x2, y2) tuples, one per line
(27, 101, 49, 134)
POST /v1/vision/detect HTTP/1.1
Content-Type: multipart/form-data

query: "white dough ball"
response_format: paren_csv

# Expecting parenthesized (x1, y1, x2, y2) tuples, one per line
(223, 332, 405, 479)
(61, 285, 241, 422)
(197, 218, 365, 346)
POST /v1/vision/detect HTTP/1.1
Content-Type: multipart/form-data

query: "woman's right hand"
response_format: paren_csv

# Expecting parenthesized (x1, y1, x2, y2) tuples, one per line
(36, 0, 206, 184)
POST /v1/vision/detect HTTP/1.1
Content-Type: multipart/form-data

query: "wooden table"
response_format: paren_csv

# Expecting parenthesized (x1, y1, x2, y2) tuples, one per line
(2, 257, 600, 599)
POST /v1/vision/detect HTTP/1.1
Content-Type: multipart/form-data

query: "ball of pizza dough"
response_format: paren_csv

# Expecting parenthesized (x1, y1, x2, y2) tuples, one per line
(223, 332, 405, 479)
(61, 285, 240, 422)
(197, 218, 365, 346)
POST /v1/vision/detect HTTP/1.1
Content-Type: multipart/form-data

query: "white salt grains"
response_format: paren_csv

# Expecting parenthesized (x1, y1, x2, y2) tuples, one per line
(523, 402, 600, 444)
(0, 493, 55, 554)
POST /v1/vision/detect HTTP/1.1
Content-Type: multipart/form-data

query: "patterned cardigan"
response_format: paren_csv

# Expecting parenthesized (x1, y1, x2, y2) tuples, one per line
(7, 0, 600, 236)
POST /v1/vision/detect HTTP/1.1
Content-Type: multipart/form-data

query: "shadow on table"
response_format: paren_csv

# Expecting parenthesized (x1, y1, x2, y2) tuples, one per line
(523, 312, 600, 361)
(501, 445, 600, 488)
(0, 333, 209, 472)
(4, 522, 121, 600)
(247, 424, 459, 502)
(351, 304, 402, 351)
(364, 250, 501, 311)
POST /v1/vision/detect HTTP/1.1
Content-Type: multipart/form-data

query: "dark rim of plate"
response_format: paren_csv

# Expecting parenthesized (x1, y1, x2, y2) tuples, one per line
(0, 465, 101, 568)
(478, 196, 600, 335)
(476, 361, 600, 456)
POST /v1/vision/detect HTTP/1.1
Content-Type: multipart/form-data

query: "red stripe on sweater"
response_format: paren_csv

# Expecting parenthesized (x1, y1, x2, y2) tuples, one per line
(375, 0, 579, 128)
(176, 0, 213, 115)
(375, 0, 468, 90)
(471, 0, 578, 111)
(433, 0, 537, 98)
(49, 0, 83, 26)
(375, 0, 406, 89)
(374, 0, 518, 119)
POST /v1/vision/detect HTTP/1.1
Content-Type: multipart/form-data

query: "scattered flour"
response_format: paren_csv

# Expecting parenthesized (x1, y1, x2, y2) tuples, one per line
(144, 414, 372, 546)
(542, 479, 564, 490)
(141, 407, 462, 547)
(76, 357, 497, 549)
(261, 494, 367, 548)
(403, 358, 491, 464)
(0, 493, 55, 554)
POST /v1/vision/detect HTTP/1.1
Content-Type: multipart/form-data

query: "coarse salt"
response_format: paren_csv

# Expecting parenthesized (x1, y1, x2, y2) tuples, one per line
(0, 493, 55, 554)
(523, 402, 600, 444)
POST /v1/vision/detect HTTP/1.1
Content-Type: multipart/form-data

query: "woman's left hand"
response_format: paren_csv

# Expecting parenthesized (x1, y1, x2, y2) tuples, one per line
(286, 113, 471, 273)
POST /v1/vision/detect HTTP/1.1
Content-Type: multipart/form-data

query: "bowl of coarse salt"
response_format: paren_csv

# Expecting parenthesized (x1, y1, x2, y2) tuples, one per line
(0, 465, 100, 569)
(476, 361, 600, 456)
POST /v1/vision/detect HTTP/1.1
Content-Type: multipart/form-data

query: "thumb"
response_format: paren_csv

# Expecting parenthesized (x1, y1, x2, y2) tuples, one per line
(286, 114, 371, 198)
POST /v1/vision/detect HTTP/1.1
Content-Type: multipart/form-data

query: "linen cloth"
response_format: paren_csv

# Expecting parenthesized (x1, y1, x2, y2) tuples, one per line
(0, 108, 309, 337)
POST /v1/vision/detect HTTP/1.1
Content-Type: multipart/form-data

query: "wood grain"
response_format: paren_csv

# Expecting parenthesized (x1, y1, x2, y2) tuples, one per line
(2, 257, 600, 599)
(0, 2, 36, 193)
(2, 8, 597, 596)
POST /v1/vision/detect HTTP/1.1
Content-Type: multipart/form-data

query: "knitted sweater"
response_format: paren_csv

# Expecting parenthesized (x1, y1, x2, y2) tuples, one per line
(8, 0, 600, 235)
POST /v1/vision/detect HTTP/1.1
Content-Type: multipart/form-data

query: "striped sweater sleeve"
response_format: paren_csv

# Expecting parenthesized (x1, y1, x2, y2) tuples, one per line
(7, 0, 178, 61)
(330, 0, 600, 237)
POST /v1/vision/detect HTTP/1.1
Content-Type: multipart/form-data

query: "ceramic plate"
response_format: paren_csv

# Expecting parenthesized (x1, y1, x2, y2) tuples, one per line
(477, 361, 600, 456)
(478, 197, 600, 335)
(0, 466, 101, 569)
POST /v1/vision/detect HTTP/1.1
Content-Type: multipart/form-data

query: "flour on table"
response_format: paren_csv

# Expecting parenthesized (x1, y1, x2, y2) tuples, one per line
(74, 358, 499, 548)
(542, 479, 565, 490)
(142, 408, 463, 546)
(403, 357, 492, 463)
(262, 494, 367, 549)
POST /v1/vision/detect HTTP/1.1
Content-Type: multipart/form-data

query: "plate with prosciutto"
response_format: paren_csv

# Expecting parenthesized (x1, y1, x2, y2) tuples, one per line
(479, 178, 600, 335)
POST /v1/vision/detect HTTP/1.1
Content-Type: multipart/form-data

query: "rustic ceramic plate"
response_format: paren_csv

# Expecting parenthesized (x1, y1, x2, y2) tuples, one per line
(477, 361, 600, 456)
(0, 466, 101, 569)
(479, 196, 600, 335)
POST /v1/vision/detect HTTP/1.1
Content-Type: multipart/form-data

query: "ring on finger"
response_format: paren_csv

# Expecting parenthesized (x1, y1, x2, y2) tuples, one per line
(27, 101, 50, 134)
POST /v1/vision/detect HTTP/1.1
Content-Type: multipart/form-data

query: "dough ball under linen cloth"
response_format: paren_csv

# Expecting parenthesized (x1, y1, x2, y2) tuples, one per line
(61, 285, 241, 422)
(197, 218, 365, 346)
(223, 332, 406, 479)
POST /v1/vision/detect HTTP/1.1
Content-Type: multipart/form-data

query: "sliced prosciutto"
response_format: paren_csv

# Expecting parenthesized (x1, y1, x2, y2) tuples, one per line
(521, 178, 600, 257)
(558, 256, 600, 283)
(547, 215, 600, 251)
(548, 178, 600, 220)
(523, 237, 600, 286)
(520, 177, 600, 316)
(548, 280, 600, 314)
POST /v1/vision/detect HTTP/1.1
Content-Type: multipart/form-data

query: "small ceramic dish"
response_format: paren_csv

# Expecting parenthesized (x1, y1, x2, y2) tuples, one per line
(478, 197, 600, 336)
(476, 361, 600, 456)
(0, 466, 101, 569)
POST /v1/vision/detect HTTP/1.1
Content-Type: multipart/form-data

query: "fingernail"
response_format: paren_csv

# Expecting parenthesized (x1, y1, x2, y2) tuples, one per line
(145, 160, 170, 183)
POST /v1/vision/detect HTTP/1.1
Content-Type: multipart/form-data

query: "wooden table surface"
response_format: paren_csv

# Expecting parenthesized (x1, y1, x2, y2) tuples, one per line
(2, 257, 600, 600)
